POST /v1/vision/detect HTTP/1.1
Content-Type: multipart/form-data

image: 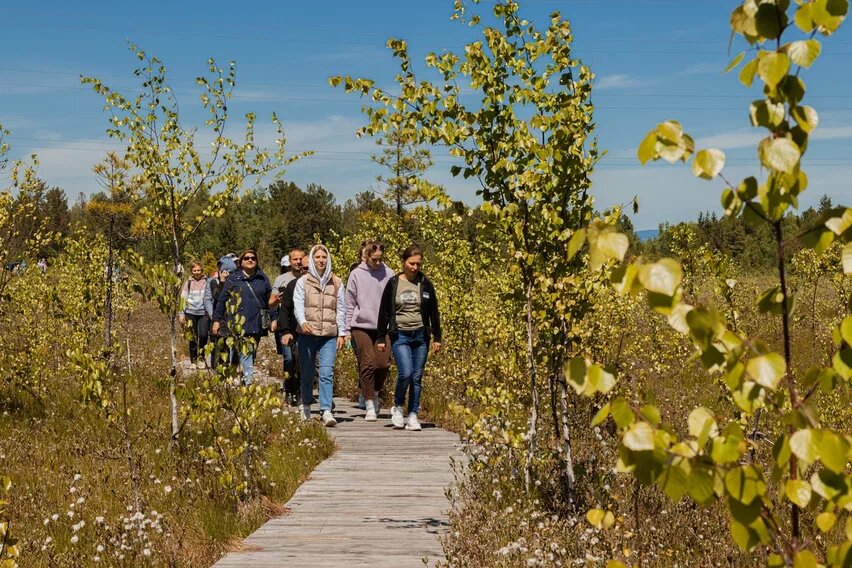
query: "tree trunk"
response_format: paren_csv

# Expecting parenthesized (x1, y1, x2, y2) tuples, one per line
(168, 314, 180, 449)
(168, 250, 183, 449)
(122, 376, 141, 509)
(774, 220, 800, 543)
(548, 359, 559, 441)
(559, 360, 576, 501)
(125, 309, 133, 373)
(524, 279, 539, 491)
(103, 224, 114, 354)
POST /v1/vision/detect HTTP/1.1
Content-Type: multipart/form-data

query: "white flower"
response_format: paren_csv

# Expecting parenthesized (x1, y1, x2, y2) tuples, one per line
(143, 548, 151, 557)
(43, 518, 50, 526)
(70, 535, 79, 545)
(51, 513, 59, 521)
(164, 485, 172, 494)
(73, 473, 82, 481)
(95, 516, 105, 524)
(77, 497, 85, 504)
(93, 556, 100, 563)
(67, 510, 75, 518)
(44, 536, 53, 544)
(96, 544, 104, 552)
(70, 487, 77, 493)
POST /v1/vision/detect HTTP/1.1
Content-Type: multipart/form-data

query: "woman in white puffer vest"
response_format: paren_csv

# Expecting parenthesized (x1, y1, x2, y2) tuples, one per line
(293, 245, 346, 426)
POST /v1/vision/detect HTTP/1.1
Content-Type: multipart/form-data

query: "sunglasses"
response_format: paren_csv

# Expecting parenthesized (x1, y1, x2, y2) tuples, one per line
(242, 256, 257, 261)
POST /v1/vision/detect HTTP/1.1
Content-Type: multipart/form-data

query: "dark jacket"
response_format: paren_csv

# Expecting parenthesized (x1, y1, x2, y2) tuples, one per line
(277, 276, 301, 335)
(377, 273, 442, 343)
(213, 269, 272, 337)
(209, 278, 225, 315)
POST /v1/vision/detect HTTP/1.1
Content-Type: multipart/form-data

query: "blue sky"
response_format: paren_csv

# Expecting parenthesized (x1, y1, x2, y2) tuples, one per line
(1, 0, 850, 230)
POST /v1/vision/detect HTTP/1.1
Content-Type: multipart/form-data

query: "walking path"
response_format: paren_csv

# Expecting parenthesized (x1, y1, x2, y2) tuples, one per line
(214, 396, 460, 567)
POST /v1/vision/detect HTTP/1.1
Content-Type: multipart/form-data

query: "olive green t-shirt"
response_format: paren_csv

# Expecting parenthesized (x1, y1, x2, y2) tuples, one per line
(395, 278, 422, 331)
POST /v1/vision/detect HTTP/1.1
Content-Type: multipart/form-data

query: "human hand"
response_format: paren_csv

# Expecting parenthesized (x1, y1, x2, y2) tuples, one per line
(270, 320, 278, 332)
(376, 343, 386, 352)
(300, 322, 314, 335)
(282, 333, 293, 346)
(178, 313, 186, 324)
(432, 342, 442, 353)
(212, 321, 220, 336)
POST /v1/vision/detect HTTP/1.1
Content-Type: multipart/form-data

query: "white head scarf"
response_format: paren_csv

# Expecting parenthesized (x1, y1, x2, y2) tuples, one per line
(307, 244, 332, 289)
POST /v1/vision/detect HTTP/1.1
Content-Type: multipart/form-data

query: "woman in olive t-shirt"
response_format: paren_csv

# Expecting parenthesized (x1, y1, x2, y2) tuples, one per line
(376, 245, 442, 431)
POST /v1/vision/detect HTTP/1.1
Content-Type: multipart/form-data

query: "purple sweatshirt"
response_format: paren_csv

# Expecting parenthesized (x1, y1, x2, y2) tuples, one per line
(344, 262, 395, 333)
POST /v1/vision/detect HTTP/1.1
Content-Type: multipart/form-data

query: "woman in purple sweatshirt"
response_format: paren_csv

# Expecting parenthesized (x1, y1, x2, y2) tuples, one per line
(343, 240, 395, 421)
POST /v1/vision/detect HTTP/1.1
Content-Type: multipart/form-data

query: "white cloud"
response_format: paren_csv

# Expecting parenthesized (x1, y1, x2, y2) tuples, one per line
(592, 160, 851, 230)
(694, 128, 760, 150)
(693, 124, 852, 151)
(595, 74, 640, 91)
(24, 139, 122, 195)
(678, 61, 724, 76)
(811, 126, 852, 141)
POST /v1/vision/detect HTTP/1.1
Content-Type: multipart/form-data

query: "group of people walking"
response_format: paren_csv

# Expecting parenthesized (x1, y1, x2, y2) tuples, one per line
(179, 242, 442, 431)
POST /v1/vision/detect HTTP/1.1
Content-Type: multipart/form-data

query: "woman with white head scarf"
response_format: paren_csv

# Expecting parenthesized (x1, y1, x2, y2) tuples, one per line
(292, 245, 346, 426)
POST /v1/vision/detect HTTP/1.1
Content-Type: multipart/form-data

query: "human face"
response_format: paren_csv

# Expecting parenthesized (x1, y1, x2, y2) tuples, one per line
(191, 265, 203, 280)
(403, 254, 422, 279)
(313, 249, 328, 273)
(366, 249, 384, 269)
(241, 253, 257, 272)
(290, 250, 305, 274)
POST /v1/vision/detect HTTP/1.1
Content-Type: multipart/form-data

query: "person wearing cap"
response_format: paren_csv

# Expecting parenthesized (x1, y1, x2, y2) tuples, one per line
(205, 256, 236, 369)
(269, 247, 306, 404)
(212, 249, 272, 384)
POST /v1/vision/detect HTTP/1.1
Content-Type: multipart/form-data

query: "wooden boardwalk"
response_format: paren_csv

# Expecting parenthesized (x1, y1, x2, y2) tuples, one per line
(214, 397, 460, 567)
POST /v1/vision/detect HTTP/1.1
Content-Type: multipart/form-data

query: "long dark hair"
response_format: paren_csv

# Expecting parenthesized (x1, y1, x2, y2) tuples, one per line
(401, 244, 423, 262)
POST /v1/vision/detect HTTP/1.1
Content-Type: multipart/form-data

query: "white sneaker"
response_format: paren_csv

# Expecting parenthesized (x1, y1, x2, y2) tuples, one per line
(299, 404, 311, 421)
(373, 393, 381, 416)
(364, 400, 377, 422)
(405, 412, 422, 431)
(391, 406, 405, 429)
(357, 394, 366, 410)
(322, 410, 337, 427)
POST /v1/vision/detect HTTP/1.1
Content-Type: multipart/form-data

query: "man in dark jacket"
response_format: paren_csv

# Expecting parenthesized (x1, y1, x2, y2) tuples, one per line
(212, 249, 271, 385)
(274, 250, 307, 404)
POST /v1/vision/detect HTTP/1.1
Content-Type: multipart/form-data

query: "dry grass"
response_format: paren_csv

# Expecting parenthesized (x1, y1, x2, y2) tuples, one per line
(1, 303, 334, 567)
(424, 273, 848, 566)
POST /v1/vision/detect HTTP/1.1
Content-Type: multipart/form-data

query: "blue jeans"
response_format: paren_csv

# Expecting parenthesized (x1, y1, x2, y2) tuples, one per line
(235, 335, 261, 385)
(298, 335, 337, 410)
(391, 329, 429, 414)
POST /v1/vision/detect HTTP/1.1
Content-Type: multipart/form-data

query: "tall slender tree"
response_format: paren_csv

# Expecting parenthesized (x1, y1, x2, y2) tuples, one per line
(332, 0, 599, 490)
(83, 45, 307, 445)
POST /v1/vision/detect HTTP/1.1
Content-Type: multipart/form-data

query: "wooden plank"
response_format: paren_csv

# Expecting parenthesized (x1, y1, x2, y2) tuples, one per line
(213, 396, 460, 568)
